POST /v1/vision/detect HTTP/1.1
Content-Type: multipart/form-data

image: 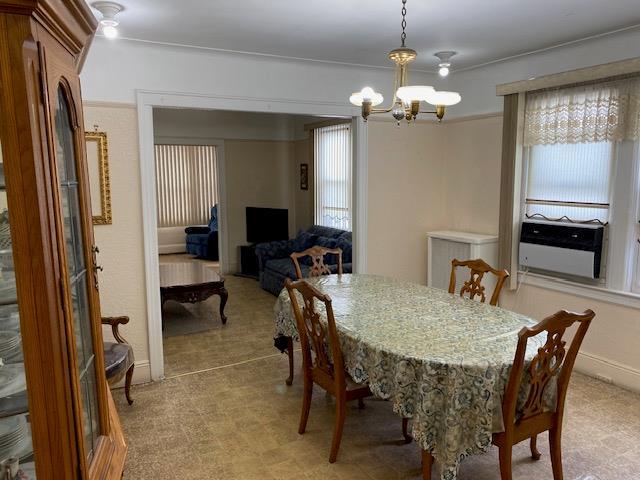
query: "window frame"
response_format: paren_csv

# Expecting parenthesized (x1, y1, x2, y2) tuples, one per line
(518, 138, 640, 293)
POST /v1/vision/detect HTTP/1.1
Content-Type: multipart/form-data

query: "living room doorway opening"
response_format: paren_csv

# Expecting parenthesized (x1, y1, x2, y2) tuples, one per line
(144, 105, 363, 379)
(138, 92, 366, 380)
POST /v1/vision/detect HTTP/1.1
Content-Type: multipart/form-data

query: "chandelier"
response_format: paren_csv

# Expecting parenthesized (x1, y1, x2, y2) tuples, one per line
(349, 0, 461, 124)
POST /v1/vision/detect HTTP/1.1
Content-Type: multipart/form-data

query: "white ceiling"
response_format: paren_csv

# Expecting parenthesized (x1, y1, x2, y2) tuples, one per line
(90, 0, 640, 72)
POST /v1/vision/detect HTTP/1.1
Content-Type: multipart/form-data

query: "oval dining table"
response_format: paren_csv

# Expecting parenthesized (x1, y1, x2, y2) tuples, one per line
(274, 273, 546, 480)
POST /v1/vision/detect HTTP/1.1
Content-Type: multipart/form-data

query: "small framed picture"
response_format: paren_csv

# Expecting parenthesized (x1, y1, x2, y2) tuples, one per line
(300, 163, 309, 190)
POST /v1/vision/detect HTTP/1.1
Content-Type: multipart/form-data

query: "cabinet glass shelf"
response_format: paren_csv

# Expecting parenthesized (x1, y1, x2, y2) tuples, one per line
(0, 147, 35, 478)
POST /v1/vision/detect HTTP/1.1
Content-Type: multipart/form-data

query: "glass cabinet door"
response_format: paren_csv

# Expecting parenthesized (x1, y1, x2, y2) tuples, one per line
(0, 130, 36, 478)
(53, 86, 101, 463)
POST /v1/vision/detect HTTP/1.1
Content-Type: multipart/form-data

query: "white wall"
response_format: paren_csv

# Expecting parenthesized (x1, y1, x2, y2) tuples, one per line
(437, 28, 640, 117)
(81, 38, 438, 111)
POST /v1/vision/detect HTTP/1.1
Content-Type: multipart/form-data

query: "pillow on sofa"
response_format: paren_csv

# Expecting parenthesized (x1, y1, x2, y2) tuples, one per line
(338, 230, 352, 243)
(307, 225, 347, 239)
(315, 236, 340, 265)
(292, 231, 318, 252)
(336, 237, 352, 263)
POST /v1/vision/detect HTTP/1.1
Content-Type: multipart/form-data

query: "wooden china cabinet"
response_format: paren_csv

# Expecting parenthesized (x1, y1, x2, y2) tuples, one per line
(0, 1, 126, 479)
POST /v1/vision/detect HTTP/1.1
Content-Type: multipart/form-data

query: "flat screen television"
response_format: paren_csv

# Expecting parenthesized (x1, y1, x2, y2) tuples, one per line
(246, 207, 289, 244)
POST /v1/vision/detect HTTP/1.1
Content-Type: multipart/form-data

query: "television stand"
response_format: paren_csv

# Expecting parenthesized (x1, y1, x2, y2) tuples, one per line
(237, 244, 259, 279)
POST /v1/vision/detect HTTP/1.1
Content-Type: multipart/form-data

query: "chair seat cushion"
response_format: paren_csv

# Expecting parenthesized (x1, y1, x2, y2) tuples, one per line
(103, 342, 134, 383)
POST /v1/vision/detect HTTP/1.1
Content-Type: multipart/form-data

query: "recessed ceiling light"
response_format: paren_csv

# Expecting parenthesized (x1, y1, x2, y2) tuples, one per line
(91, 2, 124, 39)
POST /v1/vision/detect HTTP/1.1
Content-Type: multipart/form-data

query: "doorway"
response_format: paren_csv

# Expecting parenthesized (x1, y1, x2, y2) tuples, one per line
(137, 93, 367, 380)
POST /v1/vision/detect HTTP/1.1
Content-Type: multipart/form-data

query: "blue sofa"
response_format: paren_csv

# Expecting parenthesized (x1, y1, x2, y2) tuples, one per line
(255, 225, 352, 295)
(185, 205, 219, 260)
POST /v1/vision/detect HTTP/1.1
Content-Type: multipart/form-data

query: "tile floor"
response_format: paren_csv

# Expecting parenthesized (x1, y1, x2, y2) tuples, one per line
(115, 264, 640, 480)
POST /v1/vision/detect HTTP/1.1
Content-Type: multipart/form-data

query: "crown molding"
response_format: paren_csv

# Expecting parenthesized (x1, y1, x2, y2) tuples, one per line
(496, 56, 640, 96)
(93, 22, 640, 76)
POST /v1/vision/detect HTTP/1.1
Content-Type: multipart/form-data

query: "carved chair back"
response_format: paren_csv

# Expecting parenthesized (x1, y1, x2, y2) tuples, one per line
(285, 278, 345, 391)
(502, 309, 594, 432)
(448, 258, 509, 306)
(291, 246, 343, 280)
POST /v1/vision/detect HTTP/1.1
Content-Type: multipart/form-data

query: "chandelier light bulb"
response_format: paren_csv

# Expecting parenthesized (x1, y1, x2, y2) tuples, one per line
(349, 87, 384, 107)
(438, 65, 450, 77)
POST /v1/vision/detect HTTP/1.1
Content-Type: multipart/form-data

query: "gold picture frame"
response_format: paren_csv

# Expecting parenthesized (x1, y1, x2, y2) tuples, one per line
(85, 131, 112, 225)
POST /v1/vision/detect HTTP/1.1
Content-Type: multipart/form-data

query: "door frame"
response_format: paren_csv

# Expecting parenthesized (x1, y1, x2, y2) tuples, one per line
(136, 91, 367, 381)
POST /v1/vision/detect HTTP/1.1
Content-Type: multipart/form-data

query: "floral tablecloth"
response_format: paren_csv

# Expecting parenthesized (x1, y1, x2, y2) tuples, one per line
(274, 274, 546, 480)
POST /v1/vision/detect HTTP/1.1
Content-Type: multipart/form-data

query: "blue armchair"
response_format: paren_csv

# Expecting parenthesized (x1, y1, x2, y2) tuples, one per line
(255, 225, 352, 295)
(185, 205, 219, 260)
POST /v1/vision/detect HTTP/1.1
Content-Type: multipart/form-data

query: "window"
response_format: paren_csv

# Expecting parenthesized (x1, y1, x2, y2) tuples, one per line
(520, 77, 640, 291)
(314, 123, 352, 230)
(154, 144, 218, 227)
(524, 141, 614, 223)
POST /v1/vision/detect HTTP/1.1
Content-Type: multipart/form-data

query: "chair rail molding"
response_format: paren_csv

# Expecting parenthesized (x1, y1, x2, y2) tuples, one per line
(136, 90, 366, 381)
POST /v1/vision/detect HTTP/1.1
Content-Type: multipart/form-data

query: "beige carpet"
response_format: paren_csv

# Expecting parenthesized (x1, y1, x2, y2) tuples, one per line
(116, 273, 640, 480)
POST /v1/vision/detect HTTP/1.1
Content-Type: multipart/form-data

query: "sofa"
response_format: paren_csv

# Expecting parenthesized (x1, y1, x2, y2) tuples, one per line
(185, 205, 219, 260)
(255, 225, 352, 295)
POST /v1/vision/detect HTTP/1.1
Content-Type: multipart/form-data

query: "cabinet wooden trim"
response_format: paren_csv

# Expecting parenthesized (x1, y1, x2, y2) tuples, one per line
(0, 1, 127, 479)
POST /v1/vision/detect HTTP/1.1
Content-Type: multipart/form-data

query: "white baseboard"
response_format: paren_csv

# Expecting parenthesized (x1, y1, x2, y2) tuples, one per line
(110, 360, 151, 389)
(158, 244, 187, 254)
(575, 351, 640, 393)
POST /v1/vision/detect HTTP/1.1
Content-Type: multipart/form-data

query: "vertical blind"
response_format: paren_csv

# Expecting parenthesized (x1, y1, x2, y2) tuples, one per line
(525, 141, 614, 222)
(155, 144, 218, 227)
(314, 124, 352, 230)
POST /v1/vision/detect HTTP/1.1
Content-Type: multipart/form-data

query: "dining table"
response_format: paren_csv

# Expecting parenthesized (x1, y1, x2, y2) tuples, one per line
(273, 273, 548, 480)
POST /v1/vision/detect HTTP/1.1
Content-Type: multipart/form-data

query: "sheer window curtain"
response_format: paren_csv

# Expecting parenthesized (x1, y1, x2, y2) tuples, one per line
(314, 124, 353, 230)
(155, 145, 218, 227)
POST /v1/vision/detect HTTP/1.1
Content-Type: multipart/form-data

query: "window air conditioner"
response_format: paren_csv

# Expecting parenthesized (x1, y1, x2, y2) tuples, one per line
(519, 220, 605, 279)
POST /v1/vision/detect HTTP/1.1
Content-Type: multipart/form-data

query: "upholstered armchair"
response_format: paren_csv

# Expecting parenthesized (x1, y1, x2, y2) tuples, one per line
(185, 205, 219, 260)
(101, 316, 135, 405)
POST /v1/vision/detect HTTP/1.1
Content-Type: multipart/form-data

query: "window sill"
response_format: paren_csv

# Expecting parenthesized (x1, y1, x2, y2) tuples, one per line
(517, 271, 640, 309)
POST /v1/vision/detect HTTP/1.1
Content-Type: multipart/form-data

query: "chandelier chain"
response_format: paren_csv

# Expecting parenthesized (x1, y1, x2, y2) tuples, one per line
(400, 0, 407, 47)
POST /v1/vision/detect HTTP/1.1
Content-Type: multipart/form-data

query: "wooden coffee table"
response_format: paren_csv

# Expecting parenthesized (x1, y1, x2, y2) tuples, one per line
(159, 262, 228, 325)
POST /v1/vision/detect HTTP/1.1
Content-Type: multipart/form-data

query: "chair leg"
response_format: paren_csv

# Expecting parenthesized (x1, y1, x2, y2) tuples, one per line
(530, 435, 541, 460)
(357, 397, 365, 409)
(549, 427, 564, 480)
(329, 394, 347, 463)
(298, 376, 313, 435)
(498, 444, 513, 480)
(285, 337, 294, 386)
(421, 450, 433, 480)
(124, 364, 134, 405)
(402, 418, 412, 443)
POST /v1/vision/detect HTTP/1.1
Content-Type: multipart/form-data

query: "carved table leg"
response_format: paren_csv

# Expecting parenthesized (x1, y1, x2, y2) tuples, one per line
(218, 287, 228, 324)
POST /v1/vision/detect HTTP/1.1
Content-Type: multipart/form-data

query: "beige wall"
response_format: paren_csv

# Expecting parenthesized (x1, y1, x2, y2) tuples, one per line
(225, 140, 296, 271)
(293, 137, 314, 233)
(442, 115, 503, 234)
(83, 104, 150, 384)
(366, 120, 448, 284)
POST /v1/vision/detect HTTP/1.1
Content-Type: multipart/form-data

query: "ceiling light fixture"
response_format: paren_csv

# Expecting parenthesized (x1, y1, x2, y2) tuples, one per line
(349, 0, 461, 124)
(435, 51, 457, 77)
(91, 2, 124, 39)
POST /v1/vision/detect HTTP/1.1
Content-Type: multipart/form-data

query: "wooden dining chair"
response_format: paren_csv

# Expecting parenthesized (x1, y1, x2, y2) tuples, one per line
(290, 245, 343, 280)
(285, 278, 371, 463)
(421, 309, 595, 480)
(284, 245, 343, 386)
(448, 258, 509, 306)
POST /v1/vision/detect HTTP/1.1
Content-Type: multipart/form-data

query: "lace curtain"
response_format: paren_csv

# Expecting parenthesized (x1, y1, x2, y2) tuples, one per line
(524, 77, 640, 146)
